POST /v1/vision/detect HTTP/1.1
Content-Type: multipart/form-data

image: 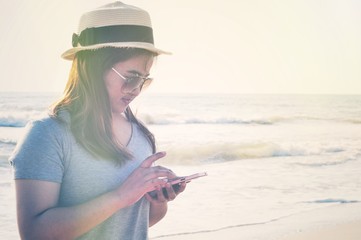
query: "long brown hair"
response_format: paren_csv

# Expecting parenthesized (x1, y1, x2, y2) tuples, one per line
(51, 48, 156, 164)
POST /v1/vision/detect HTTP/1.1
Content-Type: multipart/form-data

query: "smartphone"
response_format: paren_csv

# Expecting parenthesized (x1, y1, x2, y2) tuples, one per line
(148, 172, 207, 199)
(167, 172, 208, 185)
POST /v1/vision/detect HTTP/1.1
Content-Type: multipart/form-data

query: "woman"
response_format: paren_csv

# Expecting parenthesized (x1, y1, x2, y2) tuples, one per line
(10, 2, 185, 239)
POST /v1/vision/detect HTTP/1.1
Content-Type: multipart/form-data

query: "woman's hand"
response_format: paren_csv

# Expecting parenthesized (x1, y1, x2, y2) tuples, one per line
(146, 182, 187, 204)
(113, 152, 177, 207)
(146, 181, 187, 226)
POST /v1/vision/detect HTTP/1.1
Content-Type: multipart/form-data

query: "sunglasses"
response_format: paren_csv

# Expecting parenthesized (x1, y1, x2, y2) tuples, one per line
(111, 67, 153, 92)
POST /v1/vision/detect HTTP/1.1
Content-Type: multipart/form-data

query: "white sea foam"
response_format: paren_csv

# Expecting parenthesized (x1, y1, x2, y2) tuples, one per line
(155, 141, 355, 165)
(138, 112, 361, 126)
(0, 92, 57, 127)
(0, 113, 35, 127)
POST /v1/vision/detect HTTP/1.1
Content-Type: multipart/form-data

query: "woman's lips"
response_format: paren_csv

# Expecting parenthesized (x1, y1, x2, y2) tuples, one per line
(122, 97, 132, 105)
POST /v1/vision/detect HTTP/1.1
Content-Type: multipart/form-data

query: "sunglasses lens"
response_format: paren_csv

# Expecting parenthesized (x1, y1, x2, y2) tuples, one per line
(121, 75, 153, 92)
(123, 77, 152, 91)
(122, 77, 139, 91)
(141, 79, 152, 90)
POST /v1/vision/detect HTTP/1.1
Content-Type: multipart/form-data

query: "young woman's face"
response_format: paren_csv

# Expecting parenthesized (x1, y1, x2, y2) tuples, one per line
(104, 54, 154, 115)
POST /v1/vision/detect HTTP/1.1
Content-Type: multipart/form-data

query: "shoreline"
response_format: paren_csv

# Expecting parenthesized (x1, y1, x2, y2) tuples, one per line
(150, 202, 361, 240)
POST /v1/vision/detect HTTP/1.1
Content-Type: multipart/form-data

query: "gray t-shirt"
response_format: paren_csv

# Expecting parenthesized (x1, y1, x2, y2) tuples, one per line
(10, 113, 153, 239)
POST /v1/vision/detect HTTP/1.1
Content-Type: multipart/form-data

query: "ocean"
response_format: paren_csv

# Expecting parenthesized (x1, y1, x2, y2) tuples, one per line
(1, 92, 361, 239)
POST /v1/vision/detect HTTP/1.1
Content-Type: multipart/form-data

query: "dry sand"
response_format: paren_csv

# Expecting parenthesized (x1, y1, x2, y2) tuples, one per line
(281, 220, 361, 240)
(150, 203, 361, 240)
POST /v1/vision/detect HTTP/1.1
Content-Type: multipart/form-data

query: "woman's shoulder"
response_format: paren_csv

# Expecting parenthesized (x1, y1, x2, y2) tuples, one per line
(10, 112, 72, 182)
(29, 115, 65, 129)
(26, 111, 70, 139)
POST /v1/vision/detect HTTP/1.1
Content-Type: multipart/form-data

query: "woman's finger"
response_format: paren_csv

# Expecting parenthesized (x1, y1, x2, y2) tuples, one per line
(176, 182, 187, 194)
(145, 178, 168, 192)
(141, 152, 166, 168)
(143, 166, 176, 181)
(164, 183, 177, 201)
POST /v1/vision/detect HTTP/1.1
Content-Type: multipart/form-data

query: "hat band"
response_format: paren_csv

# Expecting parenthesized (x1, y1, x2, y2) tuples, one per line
(72, 25, 154, 47)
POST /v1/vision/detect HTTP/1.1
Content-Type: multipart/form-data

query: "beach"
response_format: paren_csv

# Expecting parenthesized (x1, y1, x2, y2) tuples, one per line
(148, 156, 361, 239)
(150, 203, 361, 240)
(282, 220, 361, 240)
(1, 93, 361, 239)
(3, 158, 361, 240)
(2, 159, 361, 240)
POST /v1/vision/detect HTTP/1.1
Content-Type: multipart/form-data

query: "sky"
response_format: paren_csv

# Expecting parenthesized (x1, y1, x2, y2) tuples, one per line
(0, 0, 360, 94)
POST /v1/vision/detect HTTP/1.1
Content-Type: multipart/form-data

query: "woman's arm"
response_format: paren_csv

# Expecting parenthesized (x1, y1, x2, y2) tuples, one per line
(15, 180, 125, 240)
(15, 152, 175, 240)
(148, 201, 168, 227)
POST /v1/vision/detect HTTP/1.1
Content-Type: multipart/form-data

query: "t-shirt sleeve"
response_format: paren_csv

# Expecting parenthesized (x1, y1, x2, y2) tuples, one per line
(9, 118, 68, 183)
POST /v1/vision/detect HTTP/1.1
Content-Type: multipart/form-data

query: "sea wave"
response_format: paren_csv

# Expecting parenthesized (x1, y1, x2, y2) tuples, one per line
(0, 116, 29, 127)
(0, 111, 48, 128)
(295, 157, 359, 168)
(0, 139, 17, 146)
(2, 110, 361, 128)
(139, 113, 361, 126)
(158, 141, 361, 166)
(306, 198, 359, 204)
(139, 114, 285, 126)
(158, 142, 341, 165)
(0, 112, 283, 127)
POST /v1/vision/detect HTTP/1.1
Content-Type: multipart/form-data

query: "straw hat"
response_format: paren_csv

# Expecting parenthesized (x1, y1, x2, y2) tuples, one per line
(61, 1, 170, 60)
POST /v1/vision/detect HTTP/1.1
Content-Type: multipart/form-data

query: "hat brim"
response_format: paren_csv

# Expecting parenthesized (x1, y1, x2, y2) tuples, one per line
(61, 42, 171, 60)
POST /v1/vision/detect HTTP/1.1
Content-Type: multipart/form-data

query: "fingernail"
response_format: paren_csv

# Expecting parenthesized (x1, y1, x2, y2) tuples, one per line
(158, 151, 166, 156)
